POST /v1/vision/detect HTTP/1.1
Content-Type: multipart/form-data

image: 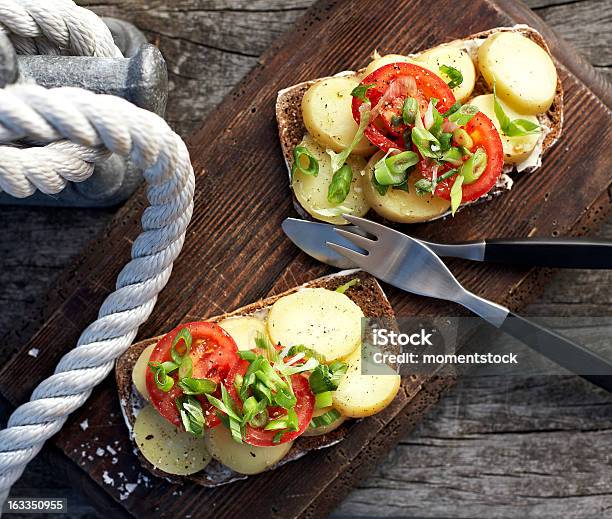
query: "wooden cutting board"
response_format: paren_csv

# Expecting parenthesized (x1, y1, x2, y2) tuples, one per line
(1, 0, 610, 517)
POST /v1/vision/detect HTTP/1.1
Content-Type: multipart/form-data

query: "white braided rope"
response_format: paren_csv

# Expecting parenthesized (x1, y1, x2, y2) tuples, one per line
(0, 0, 124, 197)
(0, 0, 121, 57)
(0, 82, 195, 505)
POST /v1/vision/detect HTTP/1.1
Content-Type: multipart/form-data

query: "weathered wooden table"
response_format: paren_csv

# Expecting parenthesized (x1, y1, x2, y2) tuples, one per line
(0, 0, 610, 517)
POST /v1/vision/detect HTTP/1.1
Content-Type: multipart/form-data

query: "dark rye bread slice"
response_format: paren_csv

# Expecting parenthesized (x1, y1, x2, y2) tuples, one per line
(276, 24, 564, 222)
(115, 270, 397, 487)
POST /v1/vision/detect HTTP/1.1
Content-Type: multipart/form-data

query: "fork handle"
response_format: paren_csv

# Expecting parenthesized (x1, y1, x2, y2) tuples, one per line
(484, 238, 612, 269)
(499, 312, 612, 392)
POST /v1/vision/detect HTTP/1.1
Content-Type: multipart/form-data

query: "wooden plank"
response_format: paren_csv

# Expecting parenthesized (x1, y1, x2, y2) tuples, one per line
(0, 0, 608, 516)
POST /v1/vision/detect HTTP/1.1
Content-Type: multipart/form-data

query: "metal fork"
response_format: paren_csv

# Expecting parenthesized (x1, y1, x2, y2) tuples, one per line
(327, 215, 612, 392)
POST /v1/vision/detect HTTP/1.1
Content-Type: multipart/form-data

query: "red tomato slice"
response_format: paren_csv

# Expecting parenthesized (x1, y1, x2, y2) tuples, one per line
(146, 322, 240, 429)
(416, 112, 504, 202)
(227, 358, 315, 447)
(352, 62, 456, 153)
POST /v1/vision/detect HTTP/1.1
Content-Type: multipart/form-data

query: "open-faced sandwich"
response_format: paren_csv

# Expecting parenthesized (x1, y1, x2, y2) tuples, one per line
(116, 271, 401, 486)
(276, 25, 563, 224)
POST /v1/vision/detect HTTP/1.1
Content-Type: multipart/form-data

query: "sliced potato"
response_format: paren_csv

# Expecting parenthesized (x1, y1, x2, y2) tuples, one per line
(362, 152, 450, 223)
(218, 315, 268, 351)
(267, 288, 363, 361)
(333, 347, 401, 418)
(362, 54, 416, 79)
(302, 414, 347, 437)
(292, 134, 370, 225)
(132, 343, 156, 401)
(134, 405, 211, 475)
(415, 45, 476, 103)
(470, 94, 541, 164)
(205, 424, 292, 475)
(477, 32, 557, 115)
(302, 75, 376, 156)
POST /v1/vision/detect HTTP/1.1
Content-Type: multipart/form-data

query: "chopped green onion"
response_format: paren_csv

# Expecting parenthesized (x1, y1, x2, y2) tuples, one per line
(461, 147, 487, 184)
(254, 333, 279, 362)
(175, 395, 204, 437)
(452, 128, 473, 148)
(425, 98, 444, 138)
(250, 409, 269, 428)
(438, 132, 453, 152)
(448, 104, 479, 126)
(439, 64, 463, 89)
(273, 384, 298, 409)
(234, 374, 243, 393)
(328, 360, 348, 385)
(315, 391, 333, 409)
(287, 345, 326, 364)
(229, 415, 243, 443)
(291, 146, 319, 178)
(351, 83, 375, 103)
(328, 102, 371, 174)
(280, 356, 319, 376)
(309, 360, 348, 394)
(310, 409, 341, 428)
(178, 377, 217, 395)
(206, 385, 242, 422)
(178, 354, 193, 379)
(444, 101, 462, 117)
(286, 407, 299, 431)
(402, 97, 419, 125)
(327, 163, 353, 204)
(411, 127, 442, 160)
(148, 362, 174, 392)
(264, 416, 290, 431)
(336, 278, 359, 295)
(171, 328, 192, 365)
(493, 83, 540, 136)
(374, 151, 418, 186)
(252, 381, 272, 404)
(371, 170, 389, 196)
(441, 147, 464, 166)
(450, 173, 464, 216)
(238, 350, 257, 362)
(414, 169, 459, 196)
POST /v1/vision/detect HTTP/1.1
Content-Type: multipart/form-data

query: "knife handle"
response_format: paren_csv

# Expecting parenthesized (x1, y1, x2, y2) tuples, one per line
(484, 238, 612, 269)
(499, 312, 612, 393)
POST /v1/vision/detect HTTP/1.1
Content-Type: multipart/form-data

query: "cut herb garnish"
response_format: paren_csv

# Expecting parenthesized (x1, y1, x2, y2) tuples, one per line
(374, 150, 418, 186)
(448, 104, 479, 126)
(493, 83, 540, 136)
(292, 146, 319, 178)
(328, 102, 371, 174)
(350, 83, 375, 103)
(327, 163, 353, 204)
(287, 345, 327, 364)
(402, 97, 419, 125)
(335, 278, 359, 295)
(414, 168, 459, 196)
(450, 172, 464, 216)
(439, 64, 463, 89)
(310, 409, 341, 428)
(177, 377, 217, 395)
(411, 127, 442, 160)
(176, 395, 205, 437)
(171, 328, 192, 365)
(309, 361, 348, 394)
(148, 361, 175, 392)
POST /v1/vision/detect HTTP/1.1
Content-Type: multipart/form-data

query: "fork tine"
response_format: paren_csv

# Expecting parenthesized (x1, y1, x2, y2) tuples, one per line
(342, 214, 386, 238)
(326, 241, 371, 266)
(334, 228, 376, 252)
